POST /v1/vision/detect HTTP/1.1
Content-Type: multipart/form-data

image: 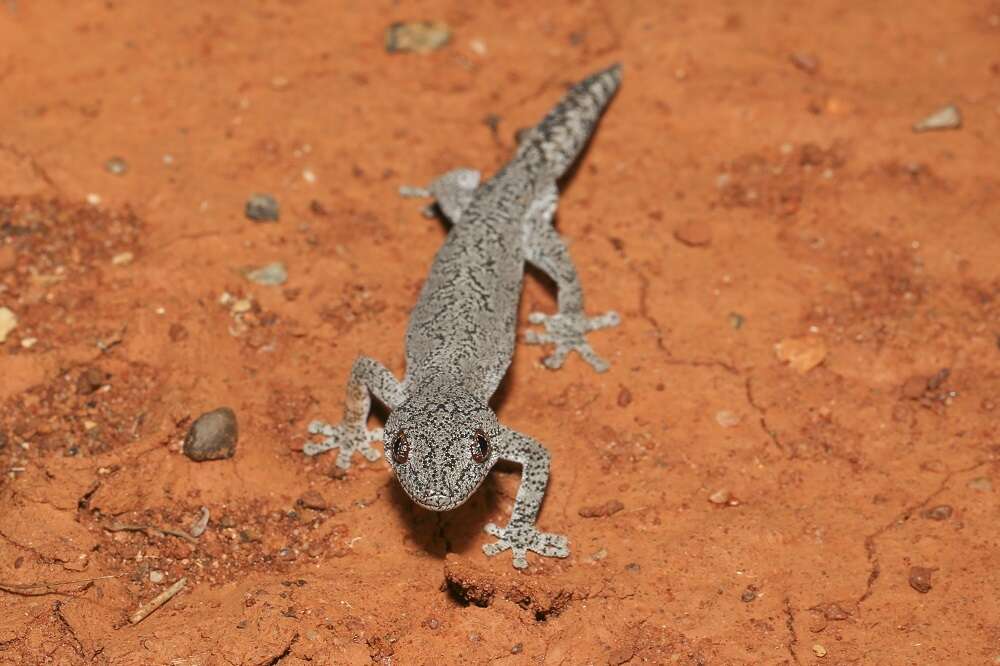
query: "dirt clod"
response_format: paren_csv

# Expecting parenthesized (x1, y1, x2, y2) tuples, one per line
(183, 407, 238, 461)
(297, 490, 328, 511)
(76, 367, 107, 394)
(578, 500, 625, 518)
(673, 220, 712, 247)
(908, 566, 934, 593)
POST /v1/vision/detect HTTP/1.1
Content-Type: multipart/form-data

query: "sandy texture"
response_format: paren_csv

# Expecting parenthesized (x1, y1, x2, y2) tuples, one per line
(1, 1, 998, 664)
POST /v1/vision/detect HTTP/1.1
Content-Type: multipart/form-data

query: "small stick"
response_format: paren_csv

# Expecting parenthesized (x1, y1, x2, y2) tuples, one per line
(0, 574, 120, 597)
(129, 577, 187, 625)
(105, 522, 198, 544)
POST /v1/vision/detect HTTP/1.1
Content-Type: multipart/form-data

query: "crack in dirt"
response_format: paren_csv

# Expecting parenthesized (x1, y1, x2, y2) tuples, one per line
(52, 600, 86, 660)
(782, 597, 801, 665)
(0, 142, 59, 191)
(744, 376, 785, 454)
(856, 460, 990, 607)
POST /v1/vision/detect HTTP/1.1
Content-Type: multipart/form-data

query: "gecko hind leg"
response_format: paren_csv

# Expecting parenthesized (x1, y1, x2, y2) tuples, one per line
(399, 168, 481, 223)
(304, 356, 405, 469)
(522, 183, 620, 373)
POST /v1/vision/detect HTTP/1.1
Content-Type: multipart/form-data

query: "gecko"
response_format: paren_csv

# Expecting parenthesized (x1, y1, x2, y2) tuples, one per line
(305, 64, 622, 569)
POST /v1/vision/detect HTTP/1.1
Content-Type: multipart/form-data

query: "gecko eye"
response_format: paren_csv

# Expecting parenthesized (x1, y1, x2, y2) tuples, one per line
(391, 431, 410, 464)
(471, 429, 490, 463)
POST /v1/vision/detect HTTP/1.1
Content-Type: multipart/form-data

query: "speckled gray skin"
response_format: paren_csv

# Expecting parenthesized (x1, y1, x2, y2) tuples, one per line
(306, 64, 622, 569)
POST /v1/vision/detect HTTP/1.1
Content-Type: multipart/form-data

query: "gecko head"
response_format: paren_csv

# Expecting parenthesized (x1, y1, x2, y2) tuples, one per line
(383, 387, 501, 512)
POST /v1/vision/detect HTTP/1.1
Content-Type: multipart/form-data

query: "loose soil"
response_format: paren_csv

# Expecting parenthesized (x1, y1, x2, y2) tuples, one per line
(1, 1, 998, 664)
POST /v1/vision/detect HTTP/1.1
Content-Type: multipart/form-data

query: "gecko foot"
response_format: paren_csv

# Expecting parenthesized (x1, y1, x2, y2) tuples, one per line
(524, 310, 620, 373)
(482, 522, 570, 570)
(304, 420, 384, 469)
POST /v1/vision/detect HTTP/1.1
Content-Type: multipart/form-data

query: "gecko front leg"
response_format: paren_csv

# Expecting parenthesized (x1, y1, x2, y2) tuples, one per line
(400, 168, 481, 224)
(523, 184, 620, 372)
(482, 426, 569, 569)
(305, 356, 405, 469)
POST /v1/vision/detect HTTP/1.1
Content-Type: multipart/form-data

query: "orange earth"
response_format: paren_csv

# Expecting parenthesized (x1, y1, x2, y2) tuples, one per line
(1, 1, 998, 664)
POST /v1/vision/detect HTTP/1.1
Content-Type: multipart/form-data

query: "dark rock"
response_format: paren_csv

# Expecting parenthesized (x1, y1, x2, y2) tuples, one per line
(297, 490, 328, 511)
(908, 566, 934, 593)
(245, 193, 280, 222)
(183, 407, 238, 461)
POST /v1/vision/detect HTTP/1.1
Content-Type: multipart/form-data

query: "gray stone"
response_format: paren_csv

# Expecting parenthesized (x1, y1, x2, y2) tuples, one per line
(245, 193, 280, 222)
(183, 407, 238, 461)
(244, 261, 288, 286)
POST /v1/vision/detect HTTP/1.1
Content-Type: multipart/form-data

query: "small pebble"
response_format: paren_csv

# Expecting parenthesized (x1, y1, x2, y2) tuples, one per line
(111, 251, 134, 266)
(231, 298, 253, 314)
(673, 220, 712, 247)
(813, 602, 850, 620)
(774, 336, 827, 373)
(617, 386, 632, 407)
(385, 21, 451, 54)
(728, 312, 745, 330)
(20, 337, 36, 349)
(511, 643, 523, 654)
(297, 490, 328, 511)
(922, 505, 953, 521)
(913, 104, 962, 132)
(244, 262, 288, 286)
(812, 643, 827, 658)
(624, 563, 641, 573)
(245, 193, 280, 222)
(105, 156, 128, 175)
(908, 566, 934, 593)
(86, 193, 101, 206)
(149, 570, 164, 583)
(578, 500, 625, 518)
(790, 52, 819, 74)
(0, 307, 17, 343)
(740, 586, 758, 602)
(189, 506, 210, 537)
(708, 489, 734, 505)
(715, 410, 741, 428)
(183, 407, 238, 462)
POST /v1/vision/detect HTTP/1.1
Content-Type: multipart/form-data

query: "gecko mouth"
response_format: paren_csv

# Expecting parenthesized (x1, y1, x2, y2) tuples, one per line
(411, 491, 461, 512)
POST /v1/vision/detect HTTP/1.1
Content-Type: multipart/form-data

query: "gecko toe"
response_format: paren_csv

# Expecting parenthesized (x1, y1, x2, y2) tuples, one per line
(511, 550, 529, 570)
(543, 345, 570, 369)
(524, 330, 551, 345)
(577, 344, 610, 373)
(527, 311, 549, 325)
(586, 310, 620, 331)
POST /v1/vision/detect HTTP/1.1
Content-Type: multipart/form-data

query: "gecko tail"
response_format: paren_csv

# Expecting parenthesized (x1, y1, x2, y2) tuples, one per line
(515, 63, 623, 182)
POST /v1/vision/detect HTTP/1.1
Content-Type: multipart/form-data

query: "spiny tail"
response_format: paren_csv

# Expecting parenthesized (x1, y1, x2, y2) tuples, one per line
(515, 63, 622, 182)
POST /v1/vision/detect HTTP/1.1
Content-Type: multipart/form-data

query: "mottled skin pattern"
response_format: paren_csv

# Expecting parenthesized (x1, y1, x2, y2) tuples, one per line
(306, 64, 622, 569)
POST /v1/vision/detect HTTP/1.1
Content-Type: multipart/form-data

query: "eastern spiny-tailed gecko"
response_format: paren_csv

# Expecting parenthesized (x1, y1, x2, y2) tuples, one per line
(306, 64, 622, 569)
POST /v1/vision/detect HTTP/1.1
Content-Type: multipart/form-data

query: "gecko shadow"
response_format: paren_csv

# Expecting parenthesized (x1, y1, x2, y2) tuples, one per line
(384, 464, 520, 560)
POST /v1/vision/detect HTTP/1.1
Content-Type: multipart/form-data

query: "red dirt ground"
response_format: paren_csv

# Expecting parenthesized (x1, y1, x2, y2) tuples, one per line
(1, 1, 999, 664)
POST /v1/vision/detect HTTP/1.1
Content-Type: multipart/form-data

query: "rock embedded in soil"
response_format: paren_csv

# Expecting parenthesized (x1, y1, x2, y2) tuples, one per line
(183, 407, 238, 461)
(908, 566, 934, 593)
(384, 21, 451, 54)
(922, 505, 953, 521)
(245, 193, 280, 222)
(578, 499, 625, 518)
(913, 104, 962, 132)
(105, 156, 128, 175)
(244, 261, 288, 286)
